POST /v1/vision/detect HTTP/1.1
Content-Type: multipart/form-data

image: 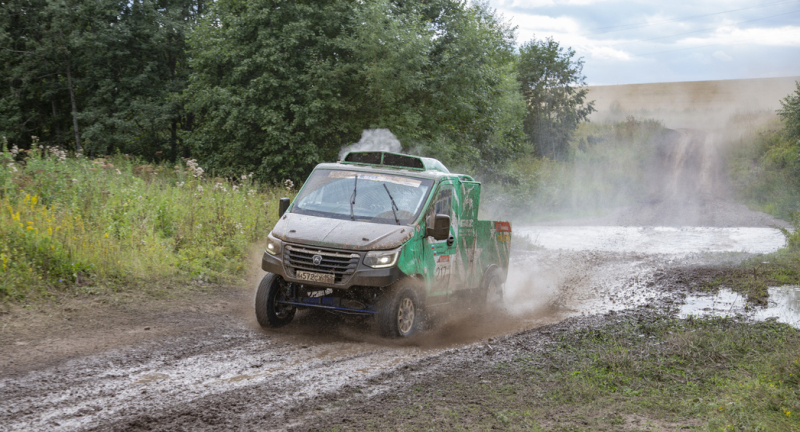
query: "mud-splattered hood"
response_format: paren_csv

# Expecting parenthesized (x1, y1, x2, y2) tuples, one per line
(271, 213, 415, 251)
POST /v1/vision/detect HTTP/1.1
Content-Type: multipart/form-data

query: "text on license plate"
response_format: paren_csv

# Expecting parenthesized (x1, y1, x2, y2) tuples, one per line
(295, 270, 335, 284)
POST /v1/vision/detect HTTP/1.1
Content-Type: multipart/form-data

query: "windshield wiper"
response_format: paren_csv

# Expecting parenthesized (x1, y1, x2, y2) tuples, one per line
(350, 174, 358, 221)
(383, 183, 400, 225)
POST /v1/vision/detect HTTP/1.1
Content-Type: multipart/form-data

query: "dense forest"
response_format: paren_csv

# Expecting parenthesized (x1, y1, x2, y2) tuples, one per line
(0, 0, 593, 182)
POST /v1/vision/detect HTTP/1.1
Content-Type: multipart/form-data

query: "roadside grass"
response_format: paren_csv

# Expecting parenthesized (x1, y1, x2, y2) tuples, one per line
(0, 142, 291, 302)
(345, 315, 800, 431)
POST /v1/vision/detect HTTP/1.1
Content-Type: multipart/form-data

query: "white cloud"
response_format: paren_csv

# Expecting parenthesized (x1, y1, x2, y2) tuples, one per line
(680, 25, 800, 47)
(496, 0, 614, 6)
(589, 45, 632, 60)
(712, 50, 733, 61)
(503, 12, 580, 33)
(488, 0, 800, 83)
(499, 9, 633, 61)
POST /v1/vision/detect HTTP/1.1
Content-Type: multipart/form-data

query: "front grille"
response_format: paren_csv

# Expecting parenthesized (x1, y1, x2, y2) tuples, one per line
(284, 245, 360, 284)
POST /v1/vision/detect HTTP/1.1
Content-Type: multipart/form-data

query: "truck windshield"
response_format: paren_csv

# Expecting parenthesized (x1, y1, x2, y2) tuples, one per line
(292, 169, 434, 225)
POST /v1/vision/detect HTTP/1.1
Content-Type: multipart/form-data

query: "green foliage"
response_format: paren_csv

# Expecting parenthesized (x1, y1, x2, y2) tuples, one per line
(778, 212, 800, 250)
(778, 81, 800, 142)
(727, 118, 800, 220)
(186, 0, 523, 182)
(0, 0, 199, 159)
(185, 0, 359, 182)
(727, 84, 800, 222)
(0, 143, 287, 301)
(517, 37, 595, 160)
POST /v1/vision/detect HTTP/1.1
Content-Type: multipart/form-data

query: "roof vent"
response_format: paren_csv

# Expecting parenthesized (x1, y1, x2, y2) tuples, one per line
(343, 151, 424, 170)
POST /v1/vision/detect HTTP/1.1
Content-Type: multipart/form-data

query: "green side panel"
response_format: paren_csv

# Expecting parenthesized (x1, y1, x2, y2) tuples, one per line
(396, 176, 511, 301)
(474, 220, 512, 278)
(397, 228, 426, 281)
(451, 181, 481, 291)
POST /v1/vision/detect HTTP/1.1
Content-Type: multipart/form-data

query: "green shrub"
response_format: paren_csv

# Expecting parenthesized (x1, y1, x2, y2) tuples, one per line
(0, 142, 291, 301)
(778, 212, 800, 250)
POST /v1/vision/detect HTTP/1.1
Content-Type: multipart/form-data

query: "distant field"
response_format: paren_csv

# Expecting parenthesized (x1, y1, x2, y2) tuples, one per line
(588, 76, 800, 128)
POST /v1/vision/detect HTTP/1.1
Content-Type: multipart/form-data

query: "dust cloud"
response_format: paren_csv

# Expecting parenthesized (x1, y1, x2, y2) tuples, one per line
(586, 77, 798, 227)
(338, 129, 402, 160)
(467, 76, 799, 340)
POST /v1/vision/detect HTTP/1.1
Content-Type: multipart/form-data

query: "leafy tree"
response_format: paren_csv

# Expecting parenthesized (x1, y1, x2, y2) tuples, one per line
(0, 0, 201, 158)
(517, 37, 595, 160)
(186, 0, 523, 182)
(185, 0, 361, 182)
(351, 0, 524, 176)
(778, 80, 800, 143)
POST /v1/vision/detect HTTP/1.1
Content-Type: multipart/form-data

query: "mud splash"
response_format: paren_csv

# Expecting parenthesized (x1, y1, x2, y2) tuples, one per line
(515, 226, 785, 255)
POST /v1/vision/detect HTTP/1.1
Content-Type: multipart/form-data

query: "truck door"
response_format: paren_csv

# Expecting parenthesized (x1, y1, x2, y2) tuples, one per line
(425, 181, 457, 301)
(453, 181, 481, 291)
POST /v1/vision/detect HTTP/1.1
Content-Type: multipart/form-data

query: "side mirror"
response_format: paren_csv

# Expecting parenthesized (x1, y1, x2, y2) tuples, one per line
(278, 198, 290, 218)
(426, 214, 450, 241)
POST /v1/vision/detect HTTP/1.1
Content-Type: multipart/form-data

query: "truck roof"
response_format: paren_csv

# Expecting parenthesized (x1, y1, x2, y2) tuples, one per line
(323, 151, 475, 182)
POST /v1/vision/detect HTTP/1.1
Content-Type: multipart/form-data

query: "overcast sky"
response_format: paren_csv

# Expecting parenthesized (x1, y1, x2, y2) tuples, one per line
(488, 0, 800, 85)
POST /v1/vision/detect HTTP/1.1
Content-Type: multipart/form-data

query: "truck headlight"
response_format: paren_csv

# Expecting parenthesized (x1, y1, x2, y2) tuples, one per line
(363, 248, 401, 269)
(265, 235, 282, 256)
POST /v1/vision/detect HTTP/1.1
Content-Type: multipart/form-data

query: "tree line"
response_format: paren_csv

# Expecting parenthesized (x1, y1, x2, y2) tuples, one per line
(1, 0, 594, 182)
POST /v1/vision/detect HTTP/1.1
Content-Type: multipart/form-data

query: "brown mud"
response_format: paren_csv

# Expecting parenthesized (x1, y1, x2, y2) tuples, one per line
(0, 126, 790, 431)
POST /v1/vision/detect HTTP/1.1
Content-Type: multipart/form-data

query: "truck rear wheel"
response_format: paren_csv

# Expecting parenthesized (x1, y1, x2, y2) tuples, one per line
(483, 270, 505, 311)
(377, 285, 421, 338)
(255, 273, 295, 328)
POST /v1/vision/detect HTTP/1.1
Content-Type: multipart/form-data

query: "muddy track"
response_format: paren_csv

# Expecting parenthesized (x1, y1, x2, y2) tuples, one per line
(0, 250, 683, 431)
(0, 128, 790, 431)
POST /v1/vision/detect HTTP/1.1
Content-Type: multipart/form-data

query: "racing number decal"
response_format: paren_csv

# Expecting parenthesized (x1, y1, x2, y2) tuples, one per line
(495, 221, 511, 242)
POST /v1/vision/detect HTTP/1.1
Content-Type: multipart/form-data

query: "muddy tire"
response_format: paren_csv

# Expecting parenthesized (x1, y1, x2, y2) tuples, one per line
(377, 285, 421, 338)
(483, 270, 505, 311)
(255, 273, 295, 328)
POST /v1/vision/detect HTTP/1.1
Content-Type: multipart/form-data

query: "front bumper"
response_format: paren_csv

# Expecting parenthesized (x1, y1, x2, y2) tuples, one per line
(261, 250, 404, 289)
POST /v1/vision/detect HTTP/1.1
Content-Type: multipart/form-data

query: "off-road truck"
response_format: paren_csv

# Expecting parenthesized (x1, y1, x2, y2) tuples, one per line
(256, 151, 511, 337)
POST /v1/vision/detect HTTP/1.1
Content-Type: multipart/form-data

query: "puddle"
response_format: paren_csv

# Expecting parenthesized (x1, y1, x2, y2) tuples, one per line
(679, 285, 800, 328)
(517, 226, 785, 255)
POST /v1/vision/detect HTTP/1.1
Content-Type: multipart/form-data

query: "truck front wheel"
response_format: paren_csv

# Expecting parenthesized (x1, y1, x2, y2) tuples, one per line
(255, 273, 295, 328)
(377, 285, 421, 338)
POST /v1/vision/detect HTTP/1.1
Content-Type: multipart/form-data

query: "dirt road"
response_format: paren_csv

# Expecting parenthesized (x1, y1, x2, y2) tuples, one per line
(0, 130, 790, 431)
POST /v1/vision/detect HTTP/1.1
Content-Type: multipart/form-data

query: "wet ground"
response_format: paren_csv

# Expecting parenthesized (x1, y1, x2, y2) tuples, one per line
(0, 221, 789, 431)
(1, 129, 795, 430)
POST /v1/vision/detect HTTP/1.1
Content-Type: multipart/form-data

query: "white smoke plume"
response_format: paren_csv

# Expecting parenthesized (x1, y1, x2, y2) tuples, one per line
(338, 129, 402, 160)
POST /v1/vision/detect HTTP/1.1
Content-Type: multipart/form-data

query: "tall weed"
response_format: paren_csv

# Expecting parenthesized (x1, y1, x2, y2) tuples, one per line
(778, 212, 800, 250)
(0, 143, 291, 301)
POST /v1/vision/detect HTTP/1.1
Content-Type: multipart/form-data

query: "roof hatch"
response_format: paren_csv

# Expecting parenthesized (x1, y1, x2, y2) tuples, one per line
(341, 151, 449, 173)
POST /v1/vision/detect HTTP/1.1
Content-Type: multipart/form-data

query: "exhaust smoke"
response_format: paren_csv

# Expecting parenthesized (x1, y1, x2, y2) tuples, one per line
(338, 129, 402, 160)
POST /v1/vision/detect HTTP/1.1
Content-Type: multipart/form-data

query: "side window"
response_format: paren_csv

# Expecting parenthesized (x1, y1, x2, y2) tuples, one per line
(433, 186, 453, 218)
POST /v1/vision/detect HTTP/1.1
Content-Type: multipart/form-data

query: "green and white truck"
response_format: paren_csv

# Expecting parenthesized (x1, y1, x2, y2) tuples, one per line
(256, 151, 512, 337)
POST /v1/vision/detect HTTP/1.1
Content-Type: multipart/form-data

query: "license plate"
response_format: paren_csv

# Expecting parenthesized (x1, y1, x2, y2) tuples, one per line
(295, 270, 335, 284)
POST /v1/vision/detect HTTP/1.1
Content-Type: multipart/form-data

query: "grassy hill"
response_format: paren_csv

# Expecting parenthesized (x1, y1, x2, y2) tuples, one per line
(588, 76, 800, 129)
